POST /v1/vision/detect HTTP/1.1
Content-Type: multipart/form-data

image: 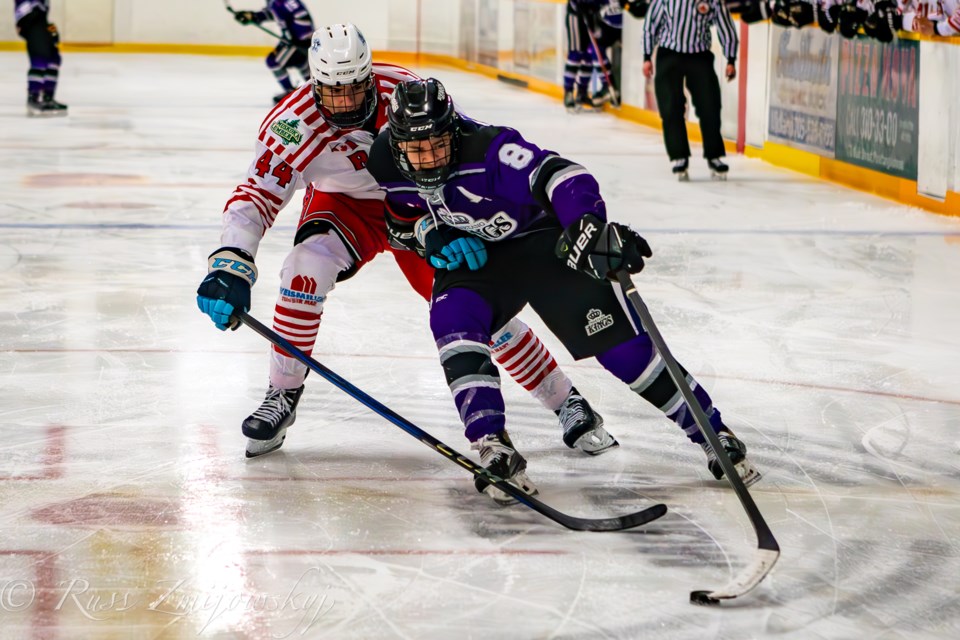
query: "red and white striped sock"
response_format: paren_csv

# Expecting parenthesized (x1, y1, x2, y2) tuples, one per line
(490, 318, 572, 412)
(269, 304, 322, 389)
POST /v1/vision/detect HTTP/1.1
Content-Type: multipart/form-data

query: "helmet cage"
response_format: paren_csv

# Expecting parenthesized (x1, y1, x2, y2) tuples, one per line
(313, 77, 377, 129)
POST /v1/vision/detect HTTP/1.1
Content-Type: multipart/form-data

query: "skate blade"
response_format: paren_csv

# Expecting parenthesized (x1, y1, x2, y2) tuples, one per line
(676, 172, 690, 182)
(574, 431, 620, 456)
(483, 471, 539, 506)
(736, 459, 762, 487)
(245, 428, 287, 458)
(711, 172, 727, 181)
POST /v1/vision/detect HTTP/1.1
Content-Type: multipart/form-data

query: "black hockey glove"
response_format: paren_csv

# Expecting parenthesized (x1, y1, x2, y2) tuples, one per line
(726, 0, 773, 24)
(416, 216, 488, 271)
(196, 247, 257, 331)
(817, 2, 839, 33)
(863, 1, 902, 43)
(385, 212, 421, 256)
(772, 0, 815, 27)
(837, 2, 868, 38)
(621, 0, 649, 19)
(556, 214, 651, 281)
(234, 11, 257, 25)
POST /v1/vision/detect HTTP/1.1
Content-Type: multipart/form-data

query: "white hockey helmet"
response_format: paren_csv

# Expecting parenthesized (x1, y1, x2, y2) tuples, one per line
(308, 23, 376, 128)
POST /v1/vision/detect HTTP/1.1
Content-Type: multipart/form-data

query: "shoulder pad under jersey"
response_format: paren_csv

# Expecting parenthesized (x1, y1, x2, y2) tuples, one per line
(457, 121, 507, 165)
(367, 131, 408, 186)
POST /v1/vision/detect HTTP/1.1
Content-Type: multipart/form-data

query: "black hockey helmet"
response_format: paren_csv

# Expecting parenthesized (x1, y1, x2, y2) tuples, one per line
(387, 78, 459, 190)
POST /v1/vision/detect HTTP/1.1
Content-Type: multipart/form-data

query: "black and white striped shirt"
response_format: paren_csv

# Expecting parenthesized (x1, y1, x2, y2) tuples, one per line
(642, 0, 739, 63)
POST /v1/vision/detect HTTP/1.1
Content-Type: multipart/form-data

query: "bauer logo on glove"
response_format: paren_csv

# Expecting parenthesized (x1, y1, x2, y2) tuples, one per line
(556, 213, 652, 281)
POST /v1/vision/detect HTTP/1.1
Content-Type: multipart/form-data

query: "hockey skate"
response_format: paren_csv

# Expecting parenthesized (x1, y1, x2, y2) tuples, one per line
(577, 89, 600, 113)
(701, 428, 761, 487)
(556, 387, 618, 455)
(707, 158, 729, 181)
(242, 384, 304, 458)
(27, 93, 67, 118)
(563, 88, 578, 114)
(672, 158, 690, 182)
(472, 429, 538, 506)
(591, 84, 613, 108)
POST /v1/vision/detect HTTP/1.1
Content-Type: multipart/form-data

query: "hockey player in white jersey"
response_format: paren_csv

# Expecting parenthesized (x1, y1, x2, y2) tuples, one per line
(900, 0, 960, 36)
(196, 24, 617, 460)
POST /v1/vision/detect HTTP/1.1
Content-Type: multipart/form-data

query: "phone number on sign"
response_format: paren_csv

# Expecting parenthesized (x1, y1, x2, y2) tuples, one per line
(844, 104, 899, 147)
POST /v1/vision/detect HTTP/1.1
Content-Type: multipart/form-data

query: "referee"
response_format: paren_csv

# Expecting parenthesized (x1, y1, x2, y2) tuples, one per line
(642, 0, 738, 180)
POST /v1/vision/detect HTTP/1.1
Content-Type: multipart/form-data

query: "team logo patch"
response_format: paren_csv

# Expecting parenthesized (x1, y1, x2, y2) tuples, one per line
(696, 1, 710, 14)
(280, 275, 324, 305)
(585, 308, 614, 336)
(270, 119, 303, 145)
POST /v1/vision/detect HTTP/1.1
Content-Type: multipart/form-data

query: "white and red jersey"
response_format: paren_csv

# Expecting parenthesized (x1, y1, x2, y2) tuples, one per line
(899, 0, 960, 35)
(219, 63, 420, 258)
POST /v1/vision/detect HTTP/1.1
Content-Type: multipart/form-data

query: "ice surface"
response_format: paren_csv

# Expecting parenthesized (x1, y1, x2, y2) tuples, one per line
(1, 52, 959, 639)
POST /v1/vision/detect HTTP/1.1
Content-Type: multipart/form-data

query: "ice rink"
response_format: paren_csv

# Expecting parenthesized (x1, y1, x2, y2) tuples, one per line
(2, 51, 959, 639)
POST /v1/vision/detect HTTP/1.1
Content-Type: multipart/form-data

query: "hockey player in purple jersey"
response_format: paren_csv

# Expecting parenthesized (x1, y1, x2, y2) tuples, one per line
(14, 0, 66, 116)
(232, 0, 315, 102)
(367, 78, 761, 504)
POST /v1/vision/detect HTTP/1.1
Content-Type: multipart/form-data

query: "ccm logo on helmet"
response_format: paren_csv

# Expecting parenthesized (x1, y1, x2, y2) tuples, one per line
(566, 221, 597, 270)
(409, 124, 433, 132)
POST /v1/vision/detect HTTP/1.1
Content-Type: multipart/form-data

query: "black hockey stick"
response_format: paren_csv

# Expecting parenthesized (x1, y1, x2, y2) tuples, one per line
(583, 18, 620, 108)
(238, 311, 667, 532)
(615, 272, 779, 604)
(222, 0, 308, 49)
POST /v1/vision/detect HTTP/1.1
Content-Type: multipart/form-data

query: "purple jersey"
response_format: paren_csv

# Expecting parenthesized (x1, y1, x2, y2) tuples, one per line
(253, 0, 314, 42)
(598, 0, 623, 28)
(369, 119, 607, 244)
(14, 0, 48, 23)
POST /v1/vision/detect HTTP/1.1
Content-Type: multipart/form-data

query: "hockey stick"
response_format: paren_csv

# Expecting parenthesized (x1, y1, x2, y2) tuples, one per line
(222, 0, 307, 49)
(615, 272, 779, 604)
(583, 19, 620, 108)
(237, 311, 667, 532)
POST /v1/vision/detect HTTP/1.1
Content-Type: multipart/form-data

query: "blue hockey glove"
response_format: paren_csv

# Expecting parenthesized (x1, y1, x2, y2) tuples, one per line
(415, 216, 488, 271)
(556, 214, 651, 280)
(433, 237, 488, 271)
(196, 247, 257, 330)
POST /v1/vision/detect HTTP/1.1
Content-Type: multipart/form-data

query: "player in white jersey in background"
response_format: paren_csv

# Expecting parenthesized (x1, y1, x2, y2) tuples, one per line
(196, 24, 617, 459)
(900, 0, 960, 35)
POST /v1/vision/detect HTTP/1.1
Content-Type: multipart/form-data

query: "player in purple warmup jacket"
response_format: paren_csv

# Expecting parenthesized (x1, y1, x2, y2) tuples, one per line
(367, 78, 762, 504)
(232, 0, 315, 102)
(14, 0, 66, 116)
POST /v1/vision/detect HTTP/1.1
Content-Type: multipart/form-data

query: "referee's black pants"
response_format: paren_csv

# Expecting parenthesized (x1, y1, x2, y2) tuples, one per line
(653, 47, 725, 161)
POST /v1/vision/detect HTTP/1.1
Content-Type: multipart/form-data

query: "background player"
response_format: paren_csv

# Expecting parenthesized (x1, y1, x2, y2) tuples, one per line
(368, 78, 761, 503)
(196, 24, 616, 460)
(14, 0, 66, 116)
(232, 0, 315, 103)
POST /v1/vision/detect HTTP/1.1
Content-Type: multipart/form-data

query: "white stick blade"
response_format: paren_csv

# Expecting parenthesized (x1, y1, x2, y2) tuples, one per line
(705, 548, 780, 600)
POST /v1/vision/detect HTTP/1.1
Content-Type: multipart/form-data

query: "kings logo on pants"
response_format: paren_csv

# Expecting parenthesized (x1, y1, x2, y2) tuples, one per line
(585, 308, 613, 336)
